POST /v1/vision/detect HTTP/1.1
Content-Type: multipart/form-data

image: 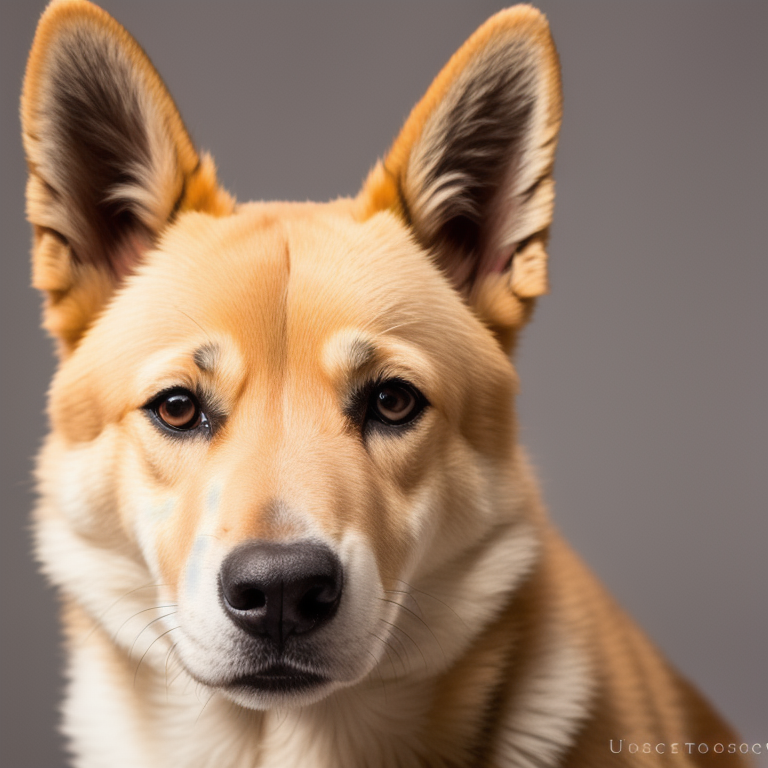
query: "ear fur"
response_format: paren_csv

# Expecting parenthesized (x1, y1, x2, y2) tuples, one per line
(357, 5, 562, 343)
(22, 0, 234, 352)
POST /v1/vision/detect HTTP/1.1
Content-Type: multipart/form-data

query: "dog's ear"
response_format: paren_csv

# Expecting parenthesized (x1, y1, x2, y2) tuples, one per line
(21, 0, 233, 352)
(358, 6, 561, 345)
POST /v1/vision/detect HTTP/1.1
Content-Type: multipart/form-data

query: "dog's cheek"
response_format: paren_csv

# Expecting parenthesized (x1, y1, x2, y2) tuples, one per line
(360, 423, 466, 583)
(118, 437, 210, 590)
(370, 413, 496, 551)
(356, 428, 438, 575)
(410, 433, 513, 582)
(38, 430, 124, 546)
(367, 422, 439, 495)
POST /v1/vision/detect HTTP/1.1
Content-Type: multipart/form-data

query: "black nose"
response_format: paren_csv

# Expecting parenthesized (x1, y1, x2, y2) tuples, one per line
(219, 541, 343, 644)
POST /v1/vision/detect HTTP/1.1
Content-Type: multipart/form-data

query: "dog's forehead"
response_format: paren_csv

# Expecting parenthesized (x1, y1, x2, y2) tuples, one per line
(108, 202, 473, 367)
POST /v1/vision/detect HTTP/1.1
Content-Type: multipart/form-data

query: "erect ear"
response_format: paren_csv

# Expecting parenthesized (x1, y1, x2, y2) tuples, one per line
(357, 6, 561, 346)
(22, 0, 234, 352)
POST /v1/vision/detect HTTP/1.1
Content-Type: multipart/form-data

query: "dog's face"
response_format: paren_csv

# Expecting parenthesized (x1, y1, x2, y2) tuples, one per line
(24, 1, 560, 709)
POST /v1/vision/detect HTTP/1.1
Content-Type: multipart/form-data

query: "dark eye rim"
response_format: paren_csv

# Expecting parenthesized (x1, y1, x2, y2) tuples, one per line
(143, 387, 211, 437)
(365, 377, 429, 430)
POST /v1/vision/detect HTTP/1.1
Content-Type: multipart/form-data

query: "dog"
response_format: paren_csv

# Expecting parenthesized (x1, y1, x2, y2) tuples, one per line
(21, 1, 750, 766)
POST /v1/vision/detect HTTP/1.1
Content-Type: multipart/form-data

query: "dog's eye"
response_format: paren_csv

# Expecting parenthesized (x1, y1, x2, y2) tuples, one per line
(159, 392, 200, 429)
(148, 389, 204, 432)
(369, 380, 425, 426)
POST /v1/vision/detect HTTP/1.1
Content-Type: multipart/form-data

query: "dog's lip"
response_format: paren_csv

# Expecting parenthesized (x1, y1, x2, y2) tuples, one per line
(226, 664, 328, 693)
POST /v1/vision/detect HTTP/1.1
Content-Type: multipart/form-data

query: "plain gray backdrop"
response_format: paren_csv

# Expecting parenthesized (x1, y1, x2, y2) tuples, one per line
(1, 2, 766, 767)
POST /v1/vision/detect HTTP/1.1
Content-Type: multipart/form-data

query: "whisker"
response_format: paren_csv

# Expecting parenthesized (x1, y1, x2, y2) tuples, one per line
(376, 319, 422, 336)
(128, 611, 177, 661)
(368, 630, 404, 682)
(195, 690, 217, 724)
(113, 604, 178, 643)
(174, 307, 209, 335)
(383, 588, 425, 618)
(79, 582, 169, 645)
(165, 640, 181, 696)
(363, 648, 388, 700)
(170, 662, 189, 688)
(133, 625, 180, 687)
(379, 617, 427, 673)
(379, 596, 446, 664)
(380, 620, 412, 672)
(387, 577, 469, 632)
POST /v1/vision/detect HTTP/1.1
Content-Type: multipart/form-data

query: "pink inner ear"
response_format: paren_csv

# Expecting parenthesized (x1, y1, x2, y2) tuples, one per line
(474, 154, 521, 281)
(111, 230, 152, 280)
(439, 239, 517, 295)
(483, 244, 517, 276)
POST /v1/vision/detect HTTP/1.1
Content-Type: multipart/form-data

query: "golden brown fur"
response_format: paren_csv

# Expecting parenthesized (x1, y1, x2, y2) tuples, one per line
(22, 2, 749, 766)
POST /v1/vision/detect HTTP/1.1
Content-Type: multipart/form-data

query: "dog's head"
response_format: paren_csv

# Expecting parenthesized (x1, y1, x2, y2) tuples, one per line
(24, 0, 560, 709)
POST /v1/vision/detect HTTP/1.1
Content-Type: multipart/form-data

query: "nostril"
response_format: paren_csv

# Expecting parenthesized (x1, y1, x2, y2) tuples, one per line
(297, 581, 339, 624)
(228, 586, 266, 611)
(301, 584, 327, 607)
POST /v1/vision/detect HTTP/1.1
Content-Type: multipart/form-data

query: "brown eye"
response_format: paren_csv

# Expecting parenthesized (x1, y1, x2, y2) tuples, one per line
(155, 391, 201, 430)
(369, 380, 425, 426)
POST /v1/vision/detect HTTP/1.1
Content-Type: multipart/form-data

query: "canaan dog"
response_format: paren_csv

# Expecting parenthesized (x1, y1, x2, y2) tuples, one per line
(21, 1, 749, 766)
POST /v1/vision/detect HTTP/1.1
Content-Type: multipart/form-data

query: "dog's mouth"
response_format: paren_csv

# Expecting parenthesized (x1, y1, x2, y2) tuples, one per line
(225, 664, 328, 695)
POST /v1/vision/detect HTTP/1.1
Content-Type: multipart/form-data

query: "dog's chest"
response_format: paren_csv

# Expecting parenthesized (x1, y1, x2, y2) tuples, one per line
(68, 656, 452, 768)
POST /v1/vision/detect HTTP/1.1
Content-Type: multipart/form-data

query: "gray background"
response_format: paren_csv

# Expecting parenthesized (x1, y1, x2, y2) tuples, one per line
(1, 2, 765, 766)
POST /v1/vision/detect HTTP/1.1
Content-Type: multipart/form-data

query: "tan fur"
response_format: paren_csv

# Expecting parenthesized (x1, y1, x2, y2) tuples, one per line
(23, 2, 749, 767)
